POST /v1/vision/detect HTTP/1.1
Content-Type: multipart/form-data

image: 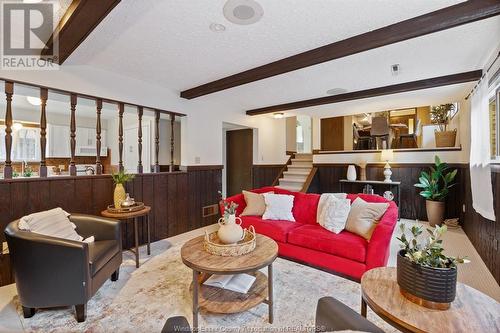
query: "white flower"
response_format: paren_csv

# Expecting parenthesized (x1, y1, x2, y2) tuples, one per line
(412, 251, 422, 260)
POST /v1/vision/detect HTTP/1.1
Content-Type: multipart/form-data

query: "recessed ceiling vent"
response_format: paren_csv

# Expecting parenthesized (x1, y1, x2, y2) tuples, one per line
(223, 0, 264, 25)
(391, 64, 401, 76)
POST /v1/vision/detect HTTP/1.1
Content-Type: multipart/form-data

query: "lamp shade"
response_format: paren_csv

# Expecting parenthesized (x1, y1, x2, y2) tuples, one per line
(380, 149, 394, 162)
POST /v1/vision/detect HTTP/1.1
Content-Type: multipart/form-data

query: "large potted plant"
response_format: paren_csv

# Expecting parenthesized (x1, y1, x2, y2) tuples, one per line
(111, 170, 135, 208)
(414, 156, 457, 226)
(397, 223, 468, 309)
(430, 103, 457, 147)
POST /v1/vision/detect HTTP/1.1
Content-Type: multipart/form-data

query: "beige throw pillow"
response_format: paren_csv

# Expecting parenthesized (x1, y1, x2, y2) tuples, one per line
(241, 190, 273, 216)
(346, 197, 389, 240)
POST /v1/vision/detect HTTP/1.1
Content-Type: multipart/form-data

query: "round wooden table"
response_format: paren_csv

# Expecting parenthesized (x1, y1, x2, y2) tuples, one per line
(181, 233, 278, 330)
(361, 267, 500, 333)
(101, 206, 151, 268)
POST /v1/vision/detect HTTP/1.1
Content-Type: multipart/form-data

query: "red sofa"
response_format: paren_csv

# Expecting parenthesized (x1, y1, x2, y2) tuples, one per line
(222, 187, 398, 281)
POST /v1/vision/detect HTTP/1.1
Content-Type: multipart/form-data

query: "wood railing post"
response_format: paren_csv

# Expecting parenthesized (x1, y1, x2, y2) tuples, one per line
(154, 110, 160, 173)
(170, 114, 175, 172)
(118, 102, 124, 172)
(95, 98, 102, 174)
(137, 106, 143, 173)
(3, 82, 13, 179)
(69, 93, 77, 176)
(39, 88, 48, 177)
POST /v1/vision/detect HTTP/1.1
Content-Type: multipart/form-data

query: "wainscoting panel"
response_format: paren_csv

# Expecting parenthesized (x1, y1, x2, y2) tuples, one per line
(462, 167, 500, 284)
(313, 163, 465, 221)
(252, 165, 283, 188)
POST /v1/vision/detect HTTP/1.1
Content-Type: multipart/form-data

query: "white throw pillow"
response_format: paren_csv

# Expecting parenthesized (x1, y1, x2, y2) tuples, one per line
(19, 208, 84, 242)
(262, 193, 295, 222)
(318, 196, 351, 234)
(317, 193, 347, 222)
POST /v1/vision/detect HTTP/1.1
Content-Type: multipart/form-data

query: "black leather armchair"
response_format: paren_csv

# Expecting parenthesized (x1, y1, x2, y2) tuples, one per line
(4, 213, 122, 322)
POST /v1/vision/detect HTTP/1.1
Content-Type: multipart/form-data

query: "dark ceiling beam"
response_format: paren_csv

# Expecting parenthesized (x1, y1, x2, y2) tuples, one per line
(246, 70, 483, 116)
(42, 0, 121, 64)
(181, 0, 500, 99)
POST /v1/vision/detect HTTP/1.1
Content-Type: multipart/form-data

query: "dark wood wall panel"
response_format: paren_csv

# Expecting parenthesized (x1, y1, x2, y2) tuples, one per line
(313, 163, 465, 221)
(252, 165, 283, 189)
(0, 168, 222, 283)
(462, 167, 500, 284)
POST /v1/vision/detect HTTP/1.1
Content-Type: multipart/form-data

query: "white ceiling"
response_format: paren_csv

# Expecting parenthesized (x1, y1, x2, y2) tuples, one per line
(64, 0, 500, 117)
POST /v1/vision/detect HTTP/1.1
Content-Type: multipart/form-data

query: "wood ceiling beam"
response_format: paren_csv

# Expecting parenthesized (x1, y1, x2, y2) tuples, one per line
(181, 0, 500, 99)
(246, 70, 483, 116)
(42, 0, 121, 64)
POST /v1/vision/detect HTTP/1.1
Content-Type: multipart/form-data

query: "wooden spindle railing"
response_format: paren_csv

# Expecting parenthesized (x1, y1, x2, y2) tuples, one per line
(4, 82, 13, 179)
(118, 102, 124, 172)
(95, 98, 102, 174)
(154, 110, 160, 173)
(69, 93, 77, 176)
(39, 88, 48, 177)
(137, 106, 143, 173)
(170, 114, 175, 172)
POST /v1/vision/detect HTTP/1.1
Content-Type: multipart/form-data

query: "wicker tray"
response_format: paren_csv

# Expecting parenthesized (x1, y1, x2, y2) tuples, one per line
(106, 202, 145, 213)
(204, 226, 256, 257)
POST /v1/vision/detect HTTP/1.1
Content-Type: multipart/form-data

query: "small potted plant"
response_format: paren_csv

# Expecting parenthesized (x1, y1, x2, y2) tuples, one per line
(111, 170, 135, 208)
(414, 155, 457, 226)
(397, 223, 468, 309)
(430, 103, 457, 147)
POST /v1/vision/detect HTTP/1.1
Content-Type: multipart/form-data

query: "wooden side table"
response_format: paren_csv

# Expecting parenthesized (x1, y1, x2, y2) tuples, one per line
(181, 234, 278, 331)
(101, 206, 151, 268)
(361, 267, 500, 333)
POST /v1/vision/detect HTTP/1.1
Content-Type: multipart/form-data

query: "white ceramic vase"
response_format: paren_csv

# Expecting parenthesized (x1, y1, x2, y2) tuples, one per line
(347, 165, 357, 181)
(217, 214, 244, 244)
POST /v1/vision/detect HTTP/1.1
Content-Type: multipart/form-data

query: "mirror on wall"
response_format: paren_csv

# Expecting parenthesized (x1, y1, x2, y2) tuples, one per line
(320, 104, 460, 151)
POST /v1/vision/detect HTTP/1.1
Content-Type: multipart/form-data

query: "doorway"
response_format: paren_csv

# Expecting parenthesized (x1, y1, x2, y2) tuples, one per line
(226, 128, 253, 197)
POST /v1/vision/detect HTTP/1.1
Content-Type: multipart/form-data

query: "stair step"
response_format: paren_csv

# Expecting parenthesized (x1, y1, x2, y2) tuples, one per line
(282, 171, 309, 180)
(294, 154, 313, 160)
(288, 165, 312, 172)
(291, 158, 313, 163)
(279, 178, 304, 184)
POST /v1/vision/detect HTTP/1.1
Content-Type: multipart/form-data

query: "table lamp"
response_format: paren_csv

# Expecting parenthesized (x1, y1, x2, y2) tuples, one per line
(380, 149, 394, 183)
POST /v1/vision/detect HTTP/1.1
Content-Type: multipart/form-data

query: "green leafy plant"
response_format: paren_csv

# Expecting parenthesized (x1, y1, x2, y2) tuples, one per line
(223, 201, 238, 218)
(111, 170, 135, 185)
(414, 155, 457, 202)
(397, 223, 469, 268)
(430, 103, 455, 132)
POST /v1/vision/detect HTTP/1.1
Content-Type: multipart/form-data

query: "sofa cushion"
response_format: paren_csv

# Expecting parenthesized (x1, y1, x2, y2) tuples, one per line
(88, 240, 120, 276)
(240, 216, 302, 243)
(292, 192, 320, 224)
(287, 224, 368, 263)
(262, 193, 295, 221)
(241, 190, 272, 216)
(346, 197, 389, 240)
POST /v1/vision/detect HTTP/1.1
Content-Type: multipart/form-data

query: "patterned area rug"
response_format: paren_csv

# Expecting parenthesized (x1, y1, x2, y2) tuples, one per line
(15, 240, 398, 333)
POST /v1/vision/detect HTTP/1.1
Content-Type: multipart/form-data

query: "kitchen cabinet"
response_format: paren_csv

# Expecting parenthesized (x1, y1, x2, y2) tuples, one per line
(47, 124, 70, 157)
(47, 125, 108, 157)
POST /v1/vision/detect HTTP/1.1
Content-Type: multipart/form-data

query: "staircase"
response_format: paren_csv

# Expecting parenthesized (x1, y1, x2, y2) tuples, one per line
(277, 153, 313, 191)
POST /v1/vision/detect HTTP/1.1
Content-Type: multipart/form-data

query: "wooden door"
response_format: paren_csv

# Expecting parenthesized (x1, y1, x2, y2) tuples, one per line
(321, 117, 344, 151)
(226, 129, 253, 196)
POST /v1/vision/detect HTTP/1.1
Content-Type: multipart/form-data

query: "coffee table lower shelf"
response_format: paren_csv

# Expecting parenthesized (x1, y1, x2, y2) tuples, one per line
(191, 271, 268, 314)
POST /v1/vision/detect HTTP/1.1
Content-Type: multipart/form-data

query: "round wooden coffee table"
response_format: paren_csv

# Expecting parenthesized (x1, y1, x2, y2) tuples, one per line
(361, 267, 500, 333)
(181, 233, 278, 330)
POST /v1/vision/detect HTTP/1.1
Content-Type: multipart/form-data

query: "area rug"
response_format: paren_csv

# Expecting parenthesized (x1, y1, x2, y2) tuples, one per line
(15, 240, 398, 333)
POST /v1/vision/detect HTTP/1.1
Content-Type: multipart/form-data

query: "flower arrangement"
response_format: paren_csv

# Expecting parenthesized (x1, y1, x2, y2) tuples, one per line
(222, 201, 238, 219)
(397, 223, 469, 269)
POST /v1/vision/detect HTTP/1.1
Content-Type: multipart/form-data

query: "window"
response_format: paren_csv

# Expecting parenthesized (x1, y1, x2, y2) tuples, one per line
(0, 125, 40, 161)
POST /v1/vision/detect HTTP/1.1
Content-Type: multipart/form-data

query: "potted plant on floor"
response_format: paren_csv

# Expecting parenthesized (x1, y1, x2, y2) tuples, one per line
(431, 103, 457, 147)
(112, 170, 135, 208)
(397, 223, 469, 309)
(414, 155, 457, 226)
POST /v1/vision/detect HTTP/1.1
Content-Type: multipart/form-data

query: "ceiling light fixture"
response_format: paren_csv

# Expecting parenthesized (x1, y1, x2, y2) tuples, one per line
(391, 64, 401, 76)
(223, 0, 264, 25)
(273, 113, 284, 119)
(209, 23, 226, 33)
(26, 96, 42, 106)
(326, 88, 348, 95)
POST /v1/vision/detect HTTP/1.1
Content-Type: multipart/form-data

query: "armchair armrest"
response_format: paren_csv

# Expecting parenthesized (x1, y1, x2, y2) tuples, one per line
(69, 214, 121, 243)
(4, 226, 90, 306)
